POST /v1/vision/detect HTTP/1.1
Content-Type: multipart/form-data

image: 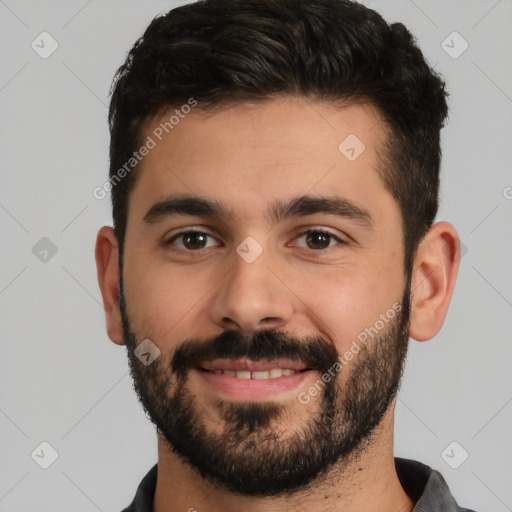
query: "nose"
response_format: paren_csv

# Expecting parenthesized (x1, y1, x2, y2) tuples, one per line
(210, 249, 295, 334)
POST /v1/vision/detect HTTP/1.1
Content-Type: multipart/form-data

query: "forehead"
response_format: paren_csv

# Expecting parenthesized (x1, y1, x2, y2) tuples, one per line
(129, 96, 398, 225)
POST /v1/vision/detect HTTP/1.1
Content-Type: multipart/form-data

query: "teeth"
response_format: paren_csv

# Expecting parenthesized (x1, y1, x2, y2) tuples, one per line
(211, 368, 297, 379)
(252, 371, 269, 379)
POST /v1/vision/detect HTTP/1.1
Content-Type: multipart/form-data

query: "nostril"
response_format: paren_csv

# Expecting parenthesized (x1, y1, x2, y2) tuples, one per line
(222, 317, 237, 326)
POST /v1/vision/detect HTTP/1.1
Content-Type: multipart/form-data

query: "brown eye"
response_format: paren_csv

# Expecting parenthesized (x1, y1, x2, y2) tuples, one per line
(294, 230, 344, 251)
(167, 231, 218, 251)
(182, 232, 207, 250)
(305, 231, 331, 250)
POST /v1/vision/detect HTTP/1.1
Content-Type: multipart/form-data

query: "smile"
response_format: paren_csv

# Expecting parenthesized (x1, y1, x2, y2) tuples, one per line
(201, 368, 303, 379)
(195, 359, 313, 400)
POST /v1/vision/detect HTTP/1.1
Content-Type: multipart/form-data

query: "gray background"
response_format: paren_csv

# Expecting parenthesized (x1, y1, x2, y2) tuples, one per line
(0, 0, 511, 510)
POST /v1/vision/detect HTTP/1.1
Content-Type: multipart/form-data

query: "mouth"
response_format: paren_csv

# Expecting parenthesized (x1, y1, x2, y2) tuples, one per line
(200, 368, 307, 379)
(199, 358, 310, 378)
(195, 358, 314, 400)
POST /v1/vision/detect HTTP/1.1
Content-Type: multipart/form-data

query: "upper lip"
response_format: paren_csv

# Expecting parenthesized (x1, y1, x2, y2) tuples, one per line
(199, 358, 309, 372)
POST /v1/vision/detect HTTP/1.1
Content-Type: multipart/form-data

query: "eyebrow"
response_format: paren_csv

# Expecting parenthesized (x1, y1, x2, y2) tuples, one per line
(143, 194, 374, 229)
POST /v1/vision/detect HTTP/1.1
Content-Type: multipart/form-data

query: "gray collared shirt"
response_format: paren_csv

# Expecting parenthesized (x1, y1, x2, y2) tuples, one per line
(121, 457, 478, 511)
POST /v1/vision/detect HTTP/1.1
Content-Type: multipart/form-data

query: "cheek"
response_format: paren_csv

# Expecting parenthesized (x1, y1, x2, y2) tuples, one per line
(291, 264, 402, 351)
(123, 258, 210, 340)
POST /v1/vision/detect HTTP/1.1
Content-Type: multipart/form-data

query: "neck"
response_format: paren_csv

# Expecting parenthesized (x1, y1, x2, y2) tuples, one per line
(152, 405, 414, 512)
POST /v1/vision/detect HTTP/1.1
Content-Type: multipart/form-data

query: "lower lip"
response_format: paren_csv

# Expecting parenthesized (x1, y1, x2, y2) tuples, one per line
(194, 369, 313, 400)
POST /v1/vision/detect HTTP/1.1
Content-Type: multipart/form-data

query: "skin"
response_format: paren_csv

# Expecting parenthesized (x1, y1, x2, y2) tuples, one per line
(95, 96, 460, 512)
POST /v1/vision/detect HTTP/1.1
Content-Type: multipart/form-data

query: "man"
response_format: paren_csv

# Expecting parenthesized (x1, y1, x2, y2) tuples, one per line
(95, 0, 477, 510)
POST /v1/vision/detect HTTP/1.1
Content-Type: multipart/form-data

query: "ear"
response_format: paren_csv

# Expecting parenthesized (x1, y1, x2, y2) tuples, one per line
(409, 221, 460, 342)
(95, 226, 125, 345)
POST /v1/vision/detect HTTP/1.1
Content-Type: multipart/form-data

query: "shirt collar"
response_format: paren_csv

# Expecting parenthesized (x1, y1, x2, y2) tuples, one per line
(395, 457, 474, 511)
(122, 458, 475, 512)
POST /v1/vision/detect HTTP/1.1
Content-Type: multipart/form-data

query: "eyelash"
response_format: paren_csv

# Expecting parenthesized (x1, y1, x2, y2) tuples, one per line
(164, 228, 347, 253)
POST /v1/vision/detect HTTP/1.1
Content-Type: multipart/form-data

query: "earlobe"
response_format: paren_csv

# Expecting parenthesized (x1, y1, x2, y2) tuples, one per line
(408, 222, 460, 342)
(95, 226, 125, 345)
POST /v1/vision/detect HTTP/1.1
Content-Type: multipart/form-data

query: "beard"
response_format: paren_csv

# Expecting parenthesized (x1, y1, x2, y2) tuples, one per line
(120, 277, 411, 497)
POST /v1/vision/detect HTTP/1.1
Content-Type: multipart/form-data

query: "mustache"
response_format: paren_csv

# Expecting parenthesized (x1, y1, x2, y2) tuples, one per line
(171, 329, 340, 377)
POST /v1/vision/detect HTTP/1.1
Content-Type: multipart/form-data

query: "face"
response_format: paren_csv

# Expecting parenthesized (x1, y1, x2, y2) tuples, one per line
(120, 96, 411, 495)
